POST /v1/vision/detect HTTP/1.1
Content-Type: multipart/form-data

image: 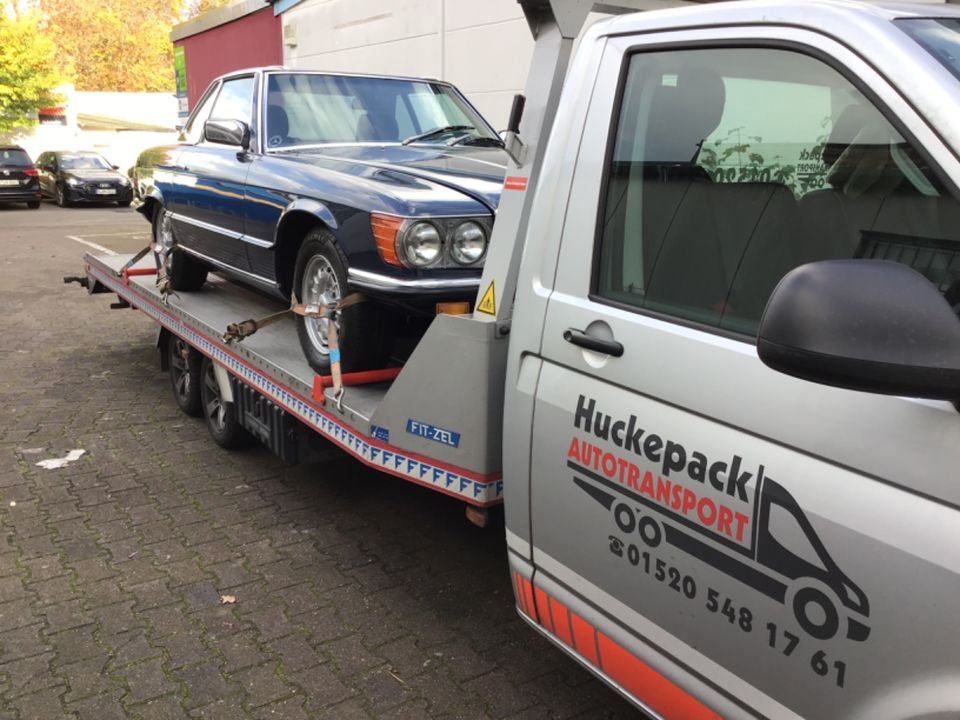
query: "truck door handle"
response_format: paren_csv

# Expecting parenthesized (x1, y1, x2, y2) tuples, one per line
(563, 328, 624, 357)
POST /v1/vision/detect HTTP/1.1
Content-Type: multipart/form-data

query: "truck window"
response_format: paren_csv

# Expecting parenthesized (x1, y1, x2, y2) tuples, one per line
(595, 47, 960, 336)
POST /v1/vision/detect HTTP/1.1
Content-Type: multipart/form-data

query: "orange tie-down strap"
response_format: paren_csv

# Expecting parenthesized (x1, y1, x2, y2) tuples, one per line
(512, 572, 722, 720)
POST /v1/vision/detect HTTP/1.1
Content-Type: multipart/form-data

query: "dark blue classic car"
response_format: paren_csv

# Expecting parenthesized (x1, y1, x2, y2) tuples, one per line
(135, 68, 506, 373)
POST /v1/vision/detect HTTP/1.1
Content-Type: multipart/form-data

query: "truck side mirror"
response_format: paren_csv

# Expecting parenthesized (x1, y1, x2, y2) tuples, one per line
(203, 119, 251, 150)
(757, 259, 960, 400)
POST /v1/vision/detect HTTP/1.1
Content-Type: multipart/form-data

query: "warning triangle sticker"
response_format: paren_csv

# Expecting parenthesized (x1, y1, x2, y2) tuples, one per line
(477, 281, 496, 315)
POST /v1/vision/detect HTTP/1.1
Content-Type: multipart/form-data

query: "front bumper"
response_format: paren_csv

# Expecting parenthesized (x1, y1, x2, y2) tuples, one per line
(347, 267, 480, 297)
(65, 185, 133, 203)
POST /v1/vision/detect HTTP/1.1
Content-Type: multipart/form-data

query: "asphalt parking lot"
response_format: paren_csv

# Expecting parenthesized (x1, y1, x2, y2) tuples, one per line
(0, 202, 637, 719)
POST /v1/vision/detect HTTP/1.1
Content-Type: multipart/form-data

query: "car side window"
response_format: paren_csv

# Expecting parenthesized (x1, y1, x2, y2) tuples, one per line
(183, 84, 219, 145)
(595, 47, 960, 337)
(210, 76, 255, 126)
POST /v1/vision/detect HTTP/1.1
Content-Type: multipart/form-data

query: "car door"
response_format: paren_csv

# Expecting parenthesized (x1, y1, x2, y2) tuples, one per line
(171, 74, 256, 273)
(523, 28, 960, 720)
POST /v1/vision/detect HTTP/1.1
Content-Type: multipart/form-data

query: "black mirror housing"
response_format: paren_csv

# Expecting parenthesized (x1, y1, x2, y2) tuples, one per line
(203, 119, 250, 149)
(758, 260, 960, 399)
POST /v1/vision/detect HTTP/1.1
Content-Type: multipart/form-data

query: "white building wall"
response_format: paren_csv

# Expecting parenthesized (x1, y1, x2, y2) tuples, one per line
(281, 0, 533, 128)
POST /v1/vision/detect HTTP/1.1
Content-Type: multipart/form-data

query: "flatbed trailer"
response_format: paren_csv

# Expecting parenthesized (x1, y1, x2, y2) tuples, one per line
(82, 252, 503, 511)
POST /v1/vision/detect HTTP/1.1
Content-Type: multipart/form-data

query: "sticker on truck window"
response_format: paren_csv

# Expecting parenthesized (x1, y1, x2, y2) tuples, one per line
(568, 394, 870, 689)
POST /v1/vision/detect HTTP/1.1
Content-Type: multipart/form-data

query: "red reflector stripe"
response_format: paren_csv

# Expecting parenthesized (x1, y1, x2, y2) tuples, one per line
(549, 597, 573, 646)
(534, 586, 554, 633)
(529, 580, 720, 719)
(513, 572, 529, 616)
(504, 176, 528, 191)
(570, 612, 599, 664)
(597, 632, 722, 720)
(522, 577, 536, 622)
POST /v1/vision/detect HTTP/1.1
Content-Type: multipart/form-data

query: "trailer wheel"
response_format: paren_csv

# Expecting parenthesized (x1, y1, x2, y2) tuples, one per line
(793, 586, 840, 640)
(200, 357, 250, 450)
(168, 335, 202, 416)
(293, 228, 394, 374)
(153, 205, 207, 291)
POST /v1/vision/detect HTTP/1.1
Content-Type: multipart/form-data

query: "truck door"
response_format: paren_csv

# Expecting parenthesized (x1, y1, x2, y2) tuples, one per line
(525, 27, 960, 720)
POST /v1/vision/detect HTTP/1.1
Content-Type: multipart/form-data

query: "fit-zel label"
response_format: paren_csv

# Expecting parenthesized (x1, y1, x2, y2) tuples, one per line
(406, 419, 460, 448)
(569, 394, 871, 689)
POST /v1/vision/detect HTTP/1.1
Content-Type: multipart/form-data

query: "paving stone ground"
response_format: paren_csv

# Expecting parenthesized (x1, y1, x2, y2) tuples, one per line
(0, 205, 638, 719)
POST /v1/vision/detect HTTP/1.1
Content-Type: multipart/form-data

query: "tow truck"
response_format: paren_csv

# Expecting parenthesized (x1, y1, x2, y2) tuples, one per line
(71, 0, 960, 717)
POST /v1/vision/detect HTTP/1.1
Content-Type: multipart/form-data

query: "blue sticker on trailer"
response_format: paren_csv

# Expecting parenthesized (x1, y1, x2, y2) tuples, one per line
(406, 419, 460, 448)
(371, 425, 390, 442)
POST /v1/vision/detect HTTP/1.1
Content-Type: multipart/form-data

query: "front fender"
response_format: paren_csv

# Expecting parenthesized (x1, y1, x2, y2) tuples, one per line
(274, 197, 339, 244)
(134, 185, 163, 221)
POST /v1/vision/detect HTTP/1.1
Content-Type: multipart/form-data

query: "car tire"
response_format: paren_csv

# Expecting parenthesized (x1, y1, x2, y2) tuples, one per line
(26, 201, 39, 209)
(293, 228, 395, 375)
(168, 334, 202, 416)
(117, 200, 132, 208)
(200, 356, 251, 450)
(152, 204, 207, 291)
(55, 183, 71, 208)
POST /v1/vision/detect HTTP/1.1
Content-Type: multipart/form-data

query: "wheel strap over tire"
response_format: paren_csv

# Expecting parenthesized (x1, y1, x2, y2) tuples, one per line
(223, 292, 367, 409)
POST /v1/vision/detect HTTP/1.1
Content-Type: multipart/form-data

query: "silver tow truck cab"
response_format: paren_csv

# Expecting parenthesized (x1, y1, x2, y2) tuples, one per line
(504, 1, 960, 717)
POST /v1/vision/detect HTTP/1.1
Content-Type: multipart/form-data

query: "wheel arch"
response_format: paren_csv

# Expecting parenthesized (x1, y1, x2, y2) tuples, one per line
(274, 201, 338, 297)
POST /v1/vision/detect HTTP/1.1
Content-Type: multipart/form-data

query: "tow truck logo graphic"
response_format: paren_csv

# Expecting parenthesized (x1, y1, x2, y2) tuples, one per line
(570, 397, 870, 643)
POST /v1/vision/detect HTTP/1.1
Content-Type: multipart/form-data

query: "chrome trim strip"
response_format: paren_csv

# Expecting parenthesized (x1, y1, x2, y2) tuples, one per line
(347, 267, 480, 292)
(177, 246, 279, 290)
(169, 211, 272, 248)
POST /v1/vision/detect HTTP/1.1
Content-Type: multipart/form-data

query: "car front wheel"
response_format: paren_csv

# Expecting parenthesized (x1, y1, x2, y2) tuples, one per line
(55, 183, 70, 207)
(293, 228, 394, 375)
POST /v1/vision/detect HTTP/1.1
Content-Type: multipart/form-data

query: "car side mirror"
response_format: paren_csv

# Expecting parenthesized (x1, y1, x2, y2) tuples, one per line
(204, 119, 250, 150)
(757, 259, 960, 400)
(111, 165, 119, 170)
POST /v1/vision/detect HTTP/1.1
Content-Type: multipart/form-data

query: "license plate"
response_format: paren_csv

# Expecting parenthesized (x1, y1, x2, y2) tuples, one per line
(0, 179, 19, 186)
(95, 188, 116, 195)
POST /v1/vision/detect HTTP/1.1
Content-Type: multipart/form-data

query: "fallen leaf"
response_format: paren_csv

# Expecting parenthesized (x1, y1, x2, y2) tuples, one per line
(220, 595, 236, 604)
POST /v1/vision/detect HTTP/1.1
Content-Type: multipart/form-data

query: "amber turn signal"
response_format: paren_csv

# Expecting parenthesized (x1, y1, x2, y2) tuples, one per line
(436, 302, 470, 316)
(370, 213, 404, 267)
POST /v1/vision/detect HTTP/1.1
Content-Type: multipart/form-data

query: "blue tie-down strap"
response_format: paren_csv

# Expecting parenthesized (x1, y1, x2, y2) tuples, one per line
(330, 348, 341, 365)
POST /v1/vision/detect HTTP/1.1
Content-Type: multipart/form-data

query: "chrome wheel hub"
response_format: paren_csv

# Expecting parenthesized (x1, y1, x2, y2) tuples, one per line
(301, 255, 341, 356)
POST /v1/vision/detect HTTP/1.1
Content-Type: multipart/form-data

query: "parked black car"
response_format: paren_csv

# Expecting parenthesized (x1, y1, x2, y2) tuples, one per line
(0, 146, 40, 209)
(36, 150, 133, 207)
(135, 68, 507, 373)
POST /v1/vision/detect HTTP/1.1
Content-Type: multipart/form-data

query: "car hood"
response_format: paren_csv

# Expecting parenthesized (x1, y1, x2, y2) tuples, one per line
(280, 145, 507, 212)
(64, 170, 125, 183)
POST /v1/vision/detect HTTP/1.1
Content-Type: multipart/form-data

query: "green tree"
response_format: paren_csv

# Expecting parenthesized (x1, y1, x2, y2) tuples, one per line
(0, 12, 63, 132)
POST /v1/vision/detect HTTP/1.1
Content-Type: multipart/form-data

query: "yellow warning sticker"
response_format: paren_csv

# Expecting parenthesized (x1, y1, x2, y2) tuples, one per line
(477, 280, 496, 315)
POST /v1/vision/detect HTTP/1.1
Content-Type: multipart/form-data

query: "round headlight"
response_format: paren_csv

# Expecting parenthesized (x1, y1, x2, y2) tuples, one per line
(450, 221, 487, 265)
(401, 222, 442, 267)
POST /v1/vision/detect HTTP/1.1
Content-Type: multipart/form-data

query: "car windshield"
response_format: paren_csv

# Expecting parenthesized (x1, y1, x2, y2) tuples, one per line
(264, 73, 496, 149)
(60, 154, 111, 170)
(897, 18, 960, 80)
(0, 149, 32, 168)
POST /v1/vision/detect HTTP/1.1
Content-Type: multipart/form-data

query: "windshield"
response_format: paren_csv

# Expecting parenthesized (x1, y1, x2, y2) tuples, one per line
(898, 18, 960, 80)
(264, 73, 496, 149)
(60, 154, 111, 170)
(0, 149, 32, 168)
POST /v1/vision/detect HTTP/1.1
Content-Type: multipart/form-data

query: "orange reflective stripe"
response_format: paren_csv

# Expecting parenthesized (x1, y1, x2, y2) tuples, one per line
(534, 586, 554, 633)
(513, 572, 528, 616)
(570, 612, 599, 664)
(597, 632, 722, 720)
(522, 577, 536, 622)
(549, 597, 574, 646)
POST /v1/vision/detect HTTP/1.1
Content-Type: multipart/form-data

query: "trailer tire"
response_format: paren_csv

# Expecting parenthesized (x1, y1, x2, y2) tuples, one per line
(152, 205, 207, 292)
(792, 586, 840, 640)
(168, 335, 202, 416)
(293, 229, 393, 374)
(200, 357, 251, 450)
